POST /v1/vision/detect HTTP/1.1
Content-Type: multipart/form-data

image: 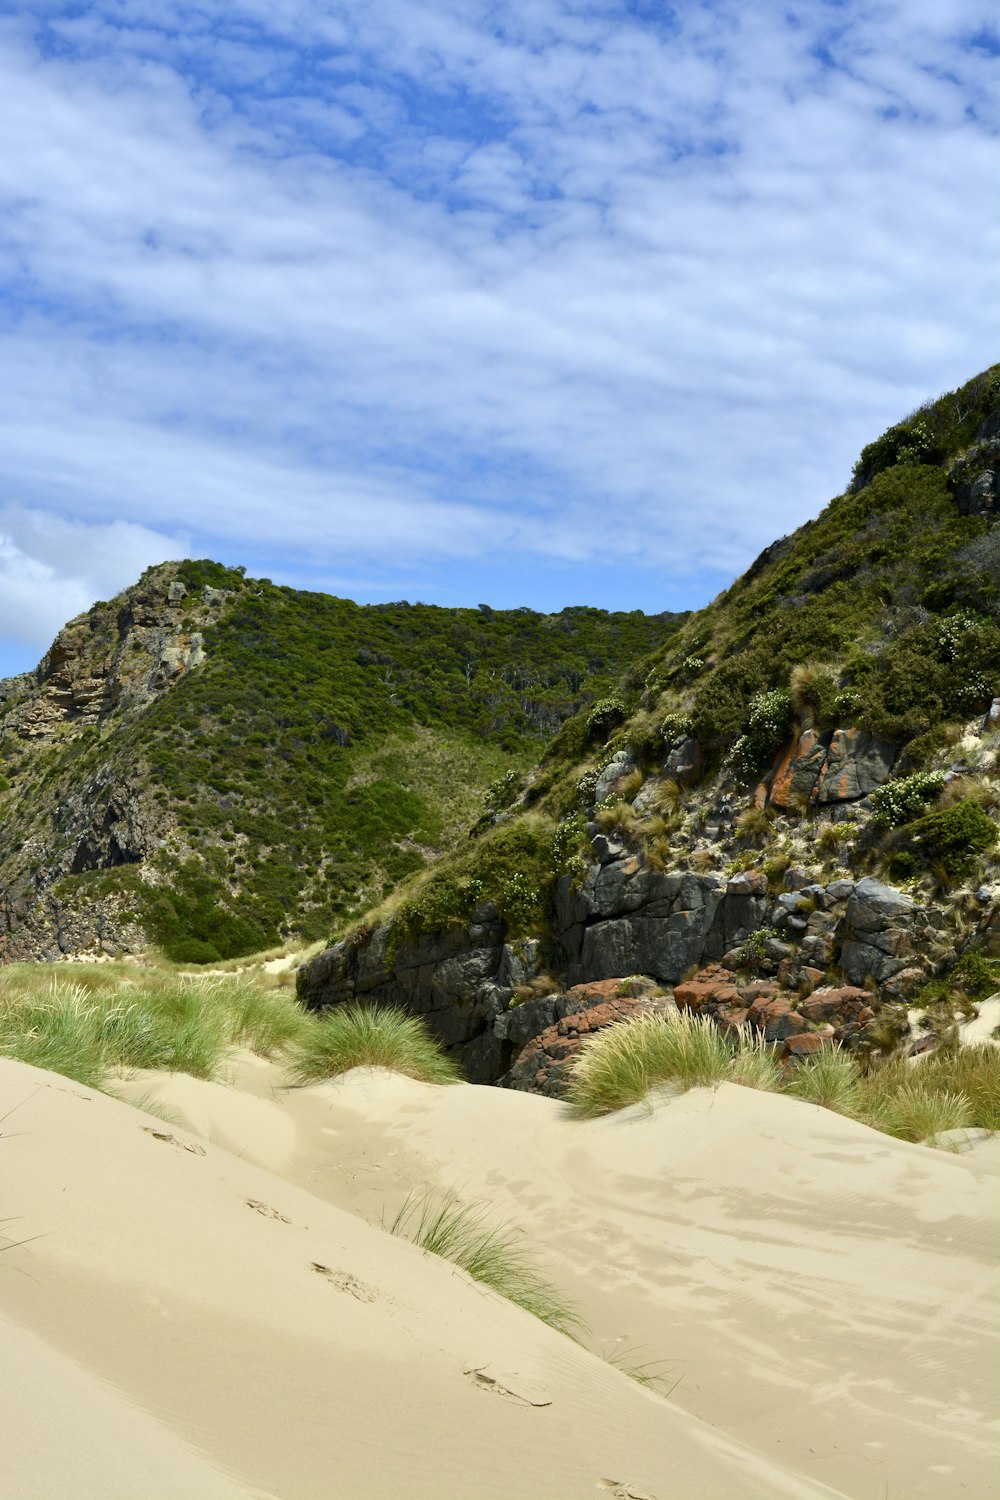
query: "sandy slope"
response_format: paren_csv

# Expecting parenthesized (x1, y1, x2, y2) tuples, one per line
(116, 1054, 1000, 1500)
(0, 1059, 846, 1500)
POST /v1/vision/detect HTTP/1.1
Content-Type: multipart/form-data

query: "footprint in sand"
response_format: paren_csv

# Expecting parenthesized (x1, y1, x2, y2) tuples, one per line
(141, 1127, 206, 1156)
(311, 1262, 378, 1302)
(597, 1481, 657, 1500)
(244, 1198, 291, 1223)
(463, 1363, 552, 1407)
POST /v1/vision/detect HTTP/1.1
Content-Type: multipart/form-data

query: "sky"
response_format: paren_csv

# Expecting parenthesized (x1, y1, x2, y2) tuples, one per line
(0, 0, 997, 676)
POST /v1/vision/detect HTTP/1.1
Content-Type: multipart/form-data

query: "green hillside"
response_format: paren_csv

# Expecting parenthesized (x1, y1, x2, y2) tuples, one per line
(0, 565, 682, 962)
(340, 362, 1000, 952)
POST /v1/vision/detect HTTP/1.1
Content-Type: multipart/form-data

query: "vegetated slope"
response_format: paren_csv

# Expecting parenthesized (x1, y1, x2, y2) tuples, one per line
(316, 364, 1000, 993)
(0, 561, 683, 962)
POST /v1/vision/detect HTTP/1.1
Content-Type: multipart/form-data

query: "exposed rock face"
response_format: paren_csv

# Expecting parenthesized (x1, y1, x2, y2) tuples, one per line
(838, 877, 944, 993)
(299, 845, 948, 1086)
(555, 862, 769, 987)
(768, 727, 897, 809)
(2, 577, 210, 742)
(499, 980, 668, 1097)
(949, 439, 1000, 516)
(0, 566, 232, 960)
(297, 905, 513, 1082)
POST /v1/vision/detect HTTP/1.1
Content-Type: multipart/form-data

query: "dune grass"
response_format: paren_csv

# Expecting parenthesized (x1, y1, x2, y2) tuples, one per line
(565, 1008, 780, 1117)
(287, 1002, 460, 1086)
(388, 1188, 583, 1339)
(566, 1009, 999, 1148)
(871, 1083, 974, 1145)
(0, 963, 312, 1091)
(786, 1050, 863, 1116)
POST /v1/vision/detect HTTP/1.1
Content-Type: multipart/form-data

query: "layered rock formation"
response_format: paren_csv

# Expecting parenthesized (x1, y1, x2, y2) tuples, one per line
(298, 856, 949, 1089)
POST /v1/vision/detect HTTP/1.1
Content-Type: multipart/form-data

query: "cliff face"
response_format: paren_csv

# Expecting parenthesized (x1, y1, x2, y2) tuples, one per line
(0, 564, 681, 962)
(0, 575, 212, 742)
(0, 566, 231, 959)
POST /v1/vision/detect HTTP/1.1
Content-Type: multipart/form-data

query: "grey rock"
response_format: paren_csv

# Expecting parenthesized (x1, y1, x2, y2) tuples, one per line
(593, 751, 636, 805)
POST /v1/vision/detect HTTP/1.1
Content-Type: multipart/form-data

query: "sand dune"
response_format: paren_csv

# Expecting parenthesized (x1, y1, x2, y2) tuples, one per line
(114, 1053, 1000, 1500)
(0, 1058, 850, 1500)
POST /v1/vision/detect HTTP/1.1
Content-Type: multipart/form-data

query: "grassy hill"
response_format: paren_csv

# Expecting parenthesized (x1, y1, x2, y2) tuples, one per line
(0, 564, 683, 961)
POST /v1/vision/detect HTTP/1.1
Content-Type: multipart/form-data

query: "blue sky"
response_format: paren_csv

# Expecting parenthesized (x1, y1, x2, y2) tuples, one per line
(0, 0, 998, 675)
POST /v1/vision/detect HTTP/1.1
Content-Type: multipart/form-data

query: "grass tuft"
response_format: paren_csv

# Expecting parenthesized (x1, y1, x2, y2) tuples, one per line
(866, 1080, 974, 1144)
(389, 1188, 583, 1339)
(287, 1002, 461, 1085)
(565, 1010, 779, 1117)
(0, 962, 313, 1091)
(785, 1049, 863, 1115)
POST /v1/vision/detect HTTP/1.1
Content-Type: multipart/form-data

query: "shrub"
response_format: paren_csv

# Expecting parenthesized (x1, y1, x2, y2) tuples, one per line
(484, 770, 520, 814)
(287, 1002, 460, 1085)
(388, 1189, 583, 1339)
(893, 799, 996, 879)
(586, 696, 628, 742)
(869, 771, 945, 828)
(660, 711, 693, 746)
(729, 689, 794, 779)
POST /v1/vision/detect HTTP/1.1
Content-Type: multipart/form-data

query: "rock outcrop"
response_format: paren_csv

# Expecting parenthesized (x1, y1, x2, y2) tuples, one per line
(298, 846, 949, 1087)
(767, 727, 897, 809)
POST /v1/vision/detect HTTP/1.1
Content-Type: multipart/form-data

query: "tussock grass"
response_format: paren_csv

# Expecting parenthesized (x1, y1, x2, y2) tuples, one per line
(786, 1050, 863, 1115)
(566, 1009, 776, 1116)
(0, 963, 312, 1091)
(288, 1002, 460, 1085)
(566, 1009, 999, 1149)
(870, 1082, 974, 1145)
(389, 1189, 582, 1339)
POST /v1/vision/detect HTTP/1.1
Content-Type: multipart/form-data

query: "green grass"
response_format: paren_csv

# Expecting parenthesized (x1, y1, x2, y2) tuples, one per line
(0, 962, 312, 1091)
(568, 1006, 1000, 1149)
(388, 1188, 583, 1339)
(287, 1001, 461, 1085)
(785, 1050, 863, 1115)
(565, 1009, 775, 1116)
(869, 1082, 974, 1146)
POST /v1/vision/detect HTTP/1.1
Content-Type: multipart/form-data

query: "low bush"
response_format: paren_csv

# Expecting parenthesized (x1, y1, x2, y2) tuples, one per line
(891, 799, 996, 879)
(869, 772, 945, 828)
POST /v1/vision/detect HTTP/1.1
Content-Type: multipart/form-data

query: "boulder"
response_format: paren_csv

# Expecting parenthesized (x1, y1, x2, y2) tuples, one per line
(766, 728, 897, 808)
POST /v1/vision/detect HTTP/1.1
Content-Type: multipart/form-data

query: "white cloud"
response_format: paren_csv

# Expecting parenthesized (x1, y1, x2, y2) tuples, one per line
(0, 0, 997, 665)
(0, 508, 188, 660)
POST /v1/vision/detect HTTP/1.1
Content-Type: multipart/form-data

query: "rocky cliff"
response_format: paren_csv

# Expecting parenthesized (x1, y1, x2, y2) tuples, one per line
(299, 364, 1000, 1087)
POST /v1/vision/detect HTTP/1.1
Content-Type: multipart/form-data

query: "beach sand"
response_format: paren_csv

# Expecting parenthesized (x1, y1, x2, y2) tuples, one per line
(3, 1052, 997, 1498)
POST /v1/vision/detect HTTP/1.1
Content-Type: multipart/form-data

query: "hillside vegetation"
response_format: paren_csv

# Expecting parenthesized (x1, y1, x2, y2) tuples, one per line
(339, 364, 1000, 952)
(0, 566, 682, 962)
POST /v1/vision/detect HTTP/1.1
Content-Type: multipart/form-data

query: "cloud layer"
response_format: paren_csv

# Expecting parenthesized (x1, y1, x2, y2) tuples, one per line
(0, 1, 997, 662)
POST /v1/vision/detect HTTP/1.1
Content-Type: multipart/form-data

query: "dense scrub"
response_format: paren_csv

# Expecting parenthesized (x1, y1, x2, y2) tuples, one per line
(0, 575, 681, 961)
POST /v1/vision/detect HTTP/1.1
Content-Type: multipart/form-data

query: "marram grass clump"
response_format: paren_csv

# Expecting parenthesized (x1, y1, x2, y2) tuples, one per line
(288, 1002, 461, 1085)
(565, 1008, 780, 1117)
(389, 1189, 583, 1340)
(0, 965, 311, 1092)
(567, 1007, 1000, 1149)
